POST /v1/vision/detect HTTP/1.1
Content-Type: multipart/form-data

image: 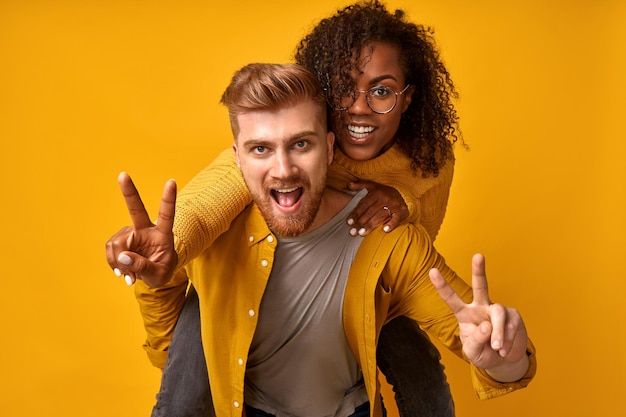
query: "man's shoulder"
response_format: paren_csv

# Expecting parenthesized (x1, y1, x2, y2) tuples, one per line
(366, 221, 432, 243)
(325, 187, 355, 211)
(358, 222, 432, 259)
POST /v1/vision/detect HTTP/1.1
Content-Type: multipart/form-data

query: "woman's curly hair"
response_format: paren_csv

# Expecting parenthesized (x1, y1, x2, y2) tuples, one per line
(294, 0, 462, 176)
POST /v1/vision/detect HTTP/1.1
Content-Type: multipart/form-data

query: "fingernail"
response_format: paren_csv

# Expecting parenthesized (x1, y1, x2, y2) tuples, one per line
(349, 228, 357, 236)
(383, 225, 390, 232)
(347, 218, 354, 226)
(358, 228, 366, 236)
(118, 253, 132, 265)
(113, 268, 122, 277)
(492, 340, 502, 349)
(124, 275, 134, 286)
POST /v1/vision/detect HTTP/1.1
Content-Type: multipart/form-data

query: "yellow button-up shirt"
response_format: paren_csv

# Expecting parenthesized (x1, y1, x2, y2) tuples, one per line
(136, 203, 536, 417)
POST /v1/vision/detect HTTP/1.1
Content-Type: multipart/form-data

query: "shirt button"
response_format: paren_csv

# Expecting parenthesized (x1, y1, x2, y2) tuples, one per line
(267, 235, 274, 243)
(248, 235, 254, 242)
(238, 358, 244, 366)
(234, 401, 240, 408)
(260, 259, 269, 267)
(248, 309, 255, 317)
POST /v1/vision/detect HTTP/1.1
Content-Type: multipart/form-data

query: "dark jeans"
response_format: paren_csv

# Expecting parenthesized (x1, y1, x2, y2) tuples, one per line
(377, 316, 455, 417)
(151, 286, 214, 417)
(151, 286, 454, 417)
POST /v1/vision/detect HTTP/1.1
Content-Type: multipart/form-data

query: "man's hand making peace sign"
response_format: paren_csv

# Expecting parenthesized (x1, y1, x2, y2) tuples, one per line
(430, 254, 531, 383)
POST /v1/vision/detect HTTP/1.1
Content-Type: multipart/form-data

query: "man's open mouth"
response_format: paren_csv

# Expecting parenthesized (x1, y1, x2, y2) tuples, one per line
(271, 187, 303, 207)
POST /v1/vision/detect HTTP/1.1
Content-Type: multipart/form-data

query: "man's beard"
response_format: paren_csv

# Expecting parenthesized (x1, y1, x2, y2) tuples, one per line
(252, 175, 325, 238)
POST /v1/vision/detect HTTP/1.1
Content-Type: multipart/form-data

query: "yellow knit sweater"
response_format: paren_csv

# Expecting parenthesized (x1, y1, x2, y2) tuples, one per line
(172, 144, 454, 268)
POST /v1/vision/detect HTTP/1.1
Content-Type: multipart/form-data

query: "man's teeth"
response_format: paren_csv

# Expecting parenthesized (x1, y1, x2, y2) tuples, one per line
(275, 187, 299, 193)
(348, 125, 374, 139)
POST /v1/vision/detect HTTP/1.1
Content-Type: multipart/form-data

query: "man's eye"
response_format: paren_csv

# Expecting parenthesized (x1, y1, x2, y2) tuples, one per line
(253, 146, 266, 154)
(294, 141, 307, 149)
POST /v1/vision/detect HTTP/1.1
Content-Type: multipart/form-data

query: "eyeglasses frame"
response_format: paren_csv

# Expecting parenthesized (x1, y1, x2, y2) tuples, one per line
(336, 84, 412, 114)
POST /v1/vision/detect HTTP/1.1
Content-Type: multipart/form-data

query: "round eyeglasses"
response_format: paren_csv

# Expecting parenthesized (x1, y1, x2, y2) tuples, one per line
(336, 84, 412, 114)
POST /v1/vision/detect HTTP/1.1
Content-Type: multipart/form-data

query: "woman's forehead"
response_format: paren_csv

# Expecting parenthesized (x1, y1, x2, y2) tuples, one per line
(350, 42, 404, 81)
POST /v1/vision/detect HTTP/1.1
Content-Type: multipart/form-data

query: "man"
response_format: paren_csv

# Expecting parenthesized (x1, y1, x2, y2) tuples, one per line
(106, 63, 535, 417)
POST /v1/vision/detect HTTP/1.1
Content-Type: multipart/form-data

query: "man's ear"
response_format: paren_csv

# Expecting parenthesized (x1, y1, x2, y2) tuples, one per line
(326, 131, 335, 166)
(232, 142, 241, 168)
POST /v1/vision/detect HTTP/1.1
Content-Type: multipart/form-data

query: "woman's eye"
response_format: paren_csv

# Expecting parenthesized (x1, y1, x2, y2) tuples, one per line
(370, 86, 391, 98)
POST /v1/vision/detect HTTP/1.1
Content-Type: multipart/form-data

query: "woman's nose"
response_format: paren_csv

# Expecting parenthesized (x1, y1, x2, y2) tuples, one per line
(347, 90, 371, 114)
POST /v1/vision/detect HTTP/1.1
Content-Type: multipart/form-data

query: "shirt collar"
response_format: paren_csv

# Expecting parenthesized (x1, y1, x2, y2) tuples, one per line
(243, 204, 274, 247)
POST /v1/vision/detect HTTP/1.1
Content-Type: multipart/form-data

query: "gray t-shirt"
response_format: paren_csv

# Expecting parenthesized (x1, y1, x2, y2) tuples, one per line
(244, 189, 369, 417)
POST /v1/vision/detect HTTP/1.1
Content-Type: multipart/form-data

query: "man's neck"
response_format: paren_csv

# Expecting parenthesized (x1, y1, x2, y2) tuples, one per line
(302, 187, 352, 235)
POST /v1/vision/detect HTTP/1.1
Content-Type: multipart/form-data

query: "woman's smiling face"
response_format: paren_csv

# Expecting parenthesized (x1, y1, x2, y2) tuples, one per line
(331, 42, 414, 161)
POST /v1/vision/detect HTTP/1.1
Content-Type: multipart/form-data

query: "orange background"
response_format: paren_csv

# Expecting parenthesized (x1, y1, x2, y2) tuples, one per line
(1, 1, 624, 416)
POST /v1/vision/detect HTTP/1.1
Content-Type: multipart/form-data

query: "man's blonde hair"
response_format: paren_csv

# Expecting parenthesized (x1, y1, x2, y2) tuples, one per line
(221, 63, 327, 137)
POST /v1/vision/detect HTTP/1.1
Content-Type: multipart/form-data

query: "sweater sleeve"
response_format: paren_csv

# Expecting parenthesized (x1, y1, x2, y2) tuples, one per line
(412, 158, 454, 241)
(173, 148, 252, 268)
(329, 146, 455, 242)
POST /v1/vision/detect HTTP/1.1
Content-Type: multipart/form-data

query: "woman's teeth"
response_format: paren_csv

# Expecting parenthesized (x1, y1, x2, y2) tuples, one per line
(348, 125, 374, 139)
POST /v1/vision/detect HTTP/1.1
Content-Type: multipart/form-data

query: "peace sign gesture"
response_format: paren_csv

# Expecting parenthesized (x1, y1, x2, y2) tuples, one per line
(429, 254, 530, 382)
(105, 172, 178, 288)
